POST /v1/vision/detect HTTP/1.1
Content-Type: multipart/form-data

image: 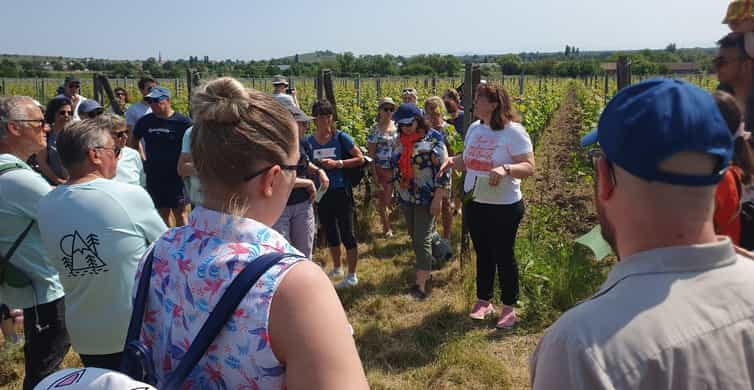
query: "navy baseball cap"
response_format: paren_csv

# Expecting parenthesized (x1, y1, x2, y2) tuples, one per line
(77, 99, 103, 115)
(580, 78, 733, 186)
(145, 86, 171, 100)
(392, 103, 422, 125)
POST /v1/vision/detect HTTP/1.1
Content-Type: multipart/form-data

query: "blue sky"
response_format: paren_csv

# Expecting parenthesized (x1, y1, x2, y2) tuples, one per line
(1, 0, 729, 60)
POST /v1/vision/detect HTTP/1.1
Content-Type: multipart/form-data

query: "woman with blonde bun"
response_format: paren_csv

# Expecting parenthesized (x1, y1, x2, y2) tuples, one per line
(132, 77, 368, 389)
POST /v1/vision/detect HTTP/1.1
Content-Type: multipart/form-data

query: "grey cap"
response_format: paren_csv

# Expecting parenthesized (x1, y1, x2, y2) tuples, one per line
(272, 75, 288, 85)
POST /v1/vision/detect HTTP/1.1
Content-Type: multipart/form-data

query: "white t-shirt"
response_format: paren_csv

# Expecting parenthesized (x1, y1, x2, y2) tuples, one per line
(56, 94, 87, 121)
(463, 121, 533, 205)
(38, 178, 167, 354)
(125, 101, 152, 128)
(272, 93, 296, 107)
(114, 146, 146, 188)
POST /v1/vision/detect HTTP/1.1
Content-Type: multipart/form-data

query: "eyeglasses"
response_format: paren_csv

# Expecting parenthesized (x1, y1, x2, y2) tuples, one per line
(146, 97, 167, 104)
(112, 130, 128, 139)
(94, 145, 122, 158)
(713, 56, 745, 68)
(380, 107, 395, 113)
(588, 149, 616, 185)
(243, 161, 307, 181)
(12, 119, 46, 128)
(57, 110, 73, 117)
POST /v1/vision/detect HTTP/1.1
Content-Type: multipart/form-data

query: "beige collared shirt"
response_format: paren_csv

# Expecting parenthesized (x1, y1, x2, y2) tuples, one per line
(530, 238, 754, 389)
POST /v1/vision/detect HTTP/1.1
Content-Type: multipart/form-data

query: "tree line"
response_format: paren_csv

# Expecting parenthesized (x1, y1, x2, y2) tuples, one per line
(0, 45, 716, 80)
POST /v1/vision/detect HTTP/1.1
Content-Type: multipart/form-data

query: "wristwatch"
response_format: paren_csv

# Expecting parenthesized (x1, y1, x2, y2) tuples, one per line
(503, 164, 511, 175)
(338, 160, 344, 168)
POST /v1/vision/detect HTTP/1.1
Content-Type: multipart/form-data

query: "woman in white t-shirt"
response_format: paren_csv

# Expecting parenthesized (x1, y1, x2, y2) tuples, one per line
(438, 84, 535, 329)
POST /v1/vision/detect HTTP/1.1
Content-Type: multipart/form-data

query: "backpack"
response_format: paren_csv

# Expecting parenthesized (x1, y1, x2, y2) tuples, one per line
(337, 131, 367, 188)
(120, 249, 302, 389)
(0, 162, 34, 288)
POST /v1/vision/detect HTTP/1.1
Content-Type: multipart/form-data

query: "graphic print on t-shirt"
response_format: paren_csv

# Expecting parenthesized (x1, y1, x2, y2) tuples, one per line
(59, 231, 108, 277)
(465, 134, 499, 171)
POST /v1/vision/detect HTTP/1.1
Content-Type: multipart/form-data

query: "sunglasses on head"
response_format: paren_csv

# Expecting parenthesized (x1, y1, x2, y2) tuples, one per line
(85, 108, 104, 118)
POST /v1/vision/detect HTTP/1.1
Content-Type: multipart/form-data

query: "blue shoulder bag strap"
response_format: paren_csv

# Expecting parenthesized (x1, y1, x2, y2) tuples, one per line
(162, 251, 300, 389)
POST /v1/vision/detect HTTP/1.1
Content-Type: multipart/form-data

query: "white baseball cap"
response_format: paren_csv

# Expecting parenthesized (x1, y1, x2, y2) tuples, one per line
(34, 368, 156, 390)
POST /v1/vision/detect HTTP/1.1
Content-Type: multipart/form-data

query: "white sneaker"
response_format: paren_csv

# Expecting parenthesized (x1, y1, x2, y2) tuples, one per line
(335, 274, 358, 289)
(327, 267, 344, 279)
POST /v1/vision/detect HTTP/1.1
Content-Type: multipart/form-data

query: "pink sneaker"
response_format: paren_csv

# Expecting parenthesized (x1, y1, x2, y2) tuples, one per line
(469, 300, 495, 320)
(496, 306, 518, 329)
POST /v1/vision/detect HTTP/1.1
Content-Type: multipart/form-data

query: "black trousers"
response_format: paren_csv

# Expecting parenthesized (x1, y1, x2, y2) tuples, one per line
(79, 352, 123, 371)
(467, 200, 525, 305)
(317, 187, 357, 250)
(22, 297, 70, 390)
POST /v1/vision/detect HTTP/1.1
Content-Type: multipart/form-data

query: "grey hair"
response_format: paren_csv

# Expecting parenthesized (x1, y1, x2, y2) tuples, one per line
(90, 113, 126, 132)
(0, 96, 38, 139)
(56, 119, 112, 169)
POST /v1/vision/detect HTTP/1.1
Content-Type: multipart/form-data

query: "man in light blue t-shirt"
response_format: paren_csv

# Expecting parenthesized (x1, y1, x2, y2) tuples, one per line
(38, 118, 167, 370)
(0, 96, 69, 389)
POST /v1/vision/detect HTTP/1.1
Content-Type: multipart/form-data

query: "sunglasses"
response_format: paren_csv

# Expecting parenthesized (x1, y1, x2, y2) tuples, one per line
(112, 130, 128, 139)
(146, 97, 167, 104)
(68, 84, 81, 88)
(380, 107, 395, 113)
(244, 161, 307, 181)
(57, 110, 72, 116)
(85, 109, 104, 118)
(13, 119, 46, 128)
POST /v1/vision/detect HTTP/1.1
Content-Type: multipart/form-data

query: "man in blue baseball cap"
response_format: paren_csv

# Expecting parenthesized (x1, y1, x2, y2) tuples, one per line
(530, 79, 754, 389)
(131, 86, 192, 227)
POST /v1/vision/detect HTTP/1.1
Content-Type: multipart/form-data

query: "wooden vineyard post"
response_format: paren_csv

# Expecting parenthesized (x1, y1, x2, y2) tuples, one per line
(316, 71, 324, 101)
(322, 70, 337, 121)
(604, 72, 609, 105)
(355, 75, 361, 107)
(376, 78, 382, 97)
(459, 63, 481, 270)
(519, 68, 525, 96)
(40, 79, 46, 102)
(185, 68, 200, 118)
(174, 79, 180, 98)
(1, 78, 5, 95)
(94, 74, 124, 116)
(617, 56, 631, 91)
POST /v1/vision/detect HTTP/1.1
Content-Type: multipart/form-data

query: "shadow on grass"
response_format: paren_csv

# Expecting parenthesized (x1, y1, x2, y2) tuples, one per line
(357, 305, 473, 372)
